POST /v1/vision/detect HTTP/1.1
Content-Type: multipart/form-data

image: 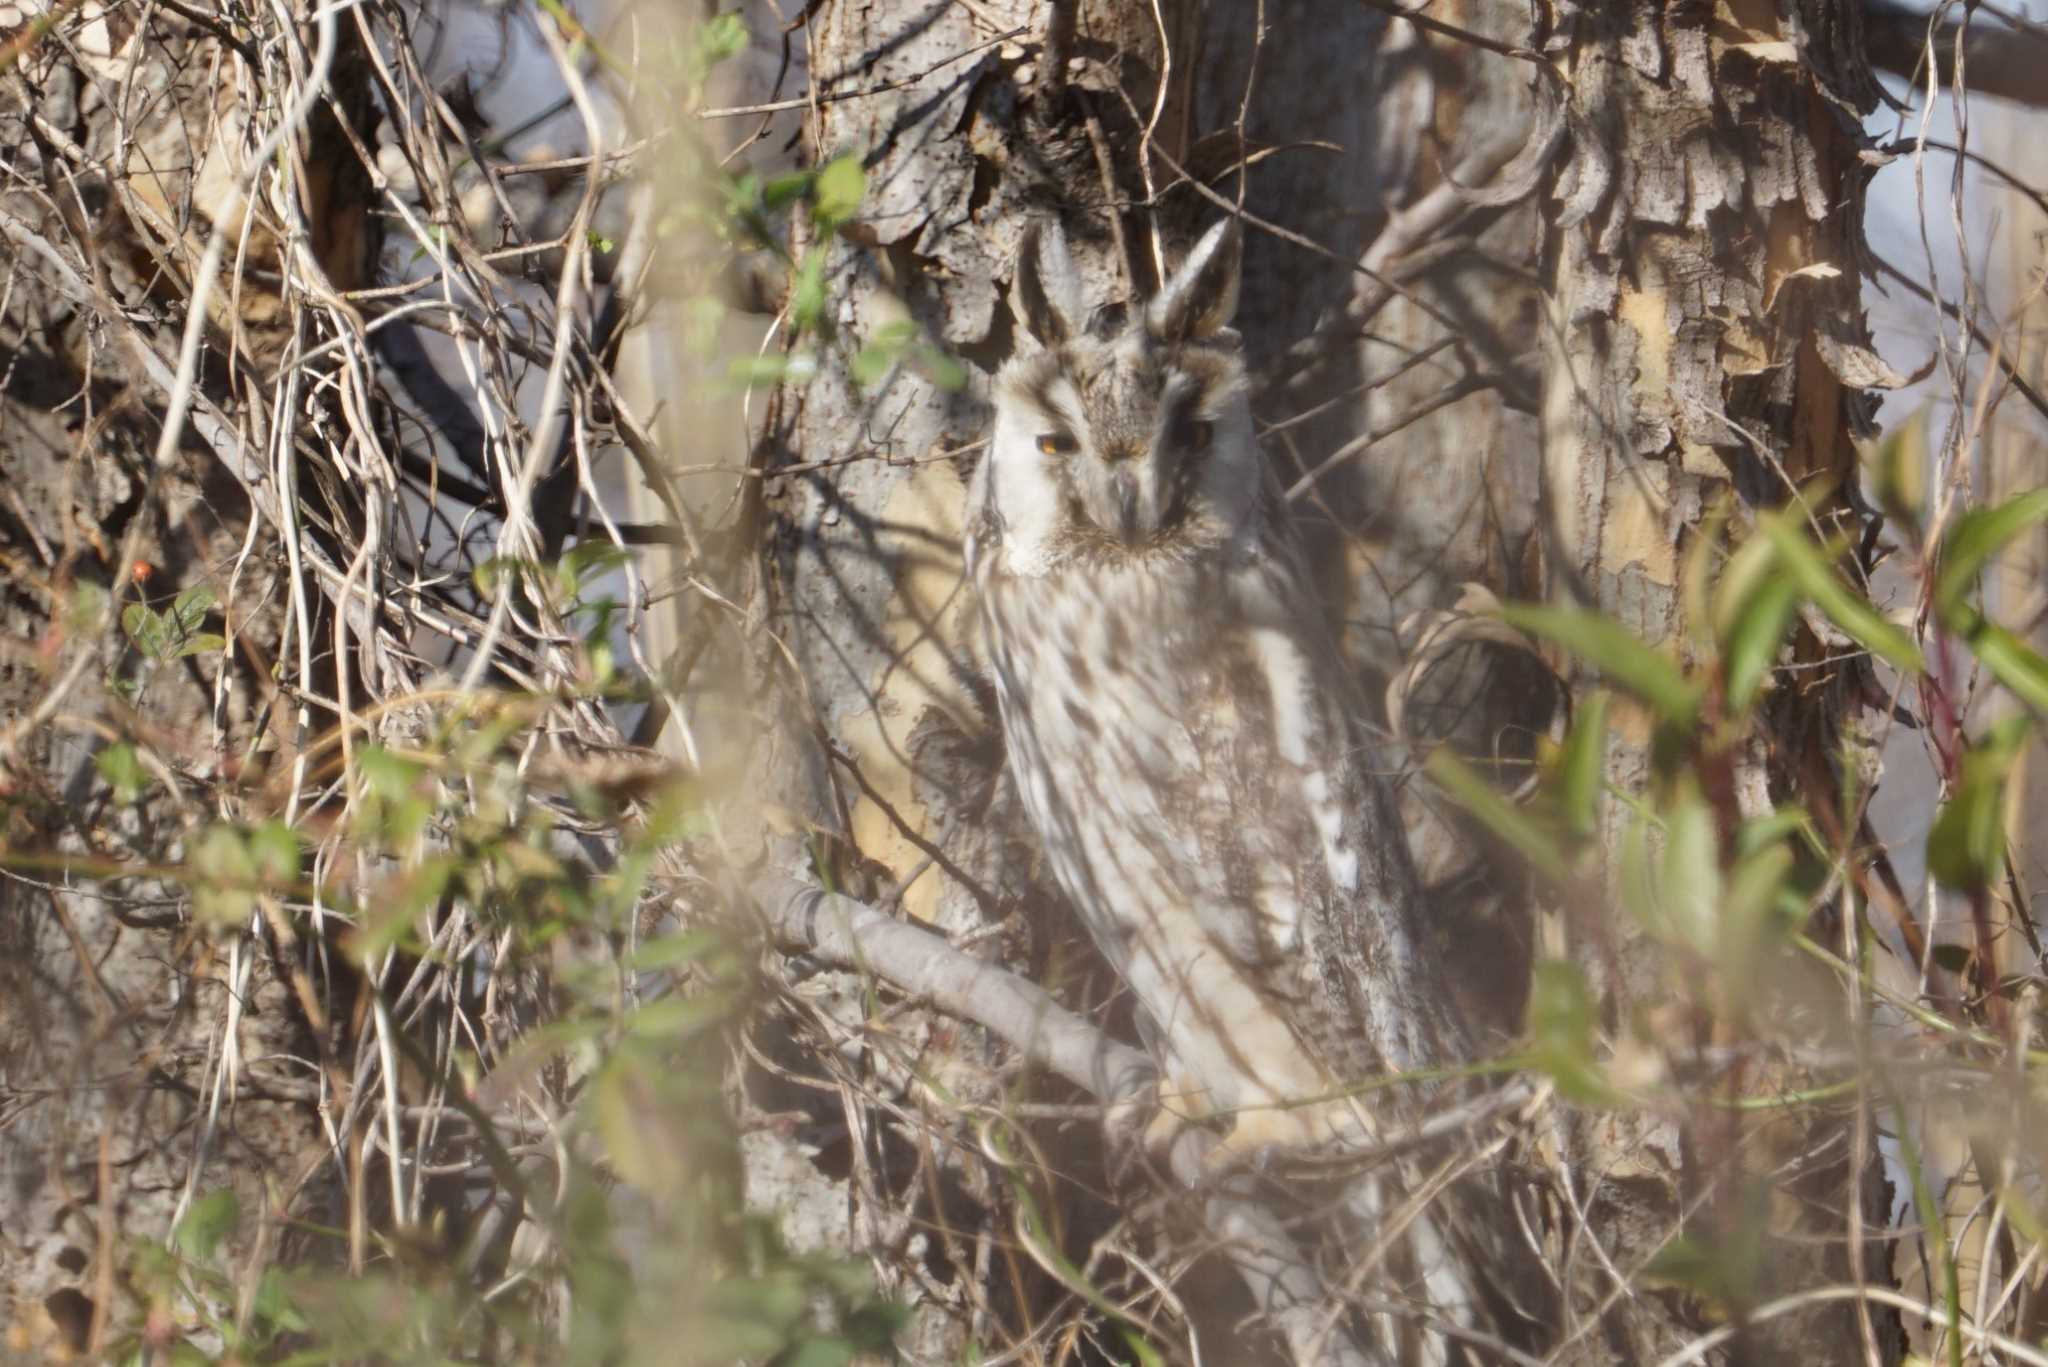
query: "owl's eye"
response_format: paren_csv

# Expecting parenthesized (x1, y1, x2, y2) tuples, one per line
(1037, 432, 1079, 457)
(1182, 419, 1214, 453)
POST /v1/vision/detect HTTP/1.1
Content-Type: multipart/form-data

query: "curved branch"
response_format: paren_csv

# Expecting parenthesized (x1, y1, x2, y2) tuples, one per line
(750, 873, 1378, 1367)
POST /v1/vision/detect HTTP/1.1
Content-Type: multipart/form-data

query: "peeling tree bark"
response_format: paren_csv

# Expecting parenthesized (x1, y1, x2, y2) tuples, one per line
(1538, 3, 1898, 1360)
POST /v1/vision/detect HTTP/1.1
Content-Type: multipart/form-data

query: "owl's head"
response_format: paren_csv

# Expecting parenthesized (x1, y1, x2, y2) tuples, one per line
(980, 219, 1260, 576)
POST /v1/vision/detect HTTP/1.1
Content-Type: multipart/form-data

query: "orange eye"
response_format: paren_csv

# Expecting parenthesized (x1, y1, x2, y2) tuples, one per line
(1184, 420, 1213, 453)
(1036, 432, 1079, 456)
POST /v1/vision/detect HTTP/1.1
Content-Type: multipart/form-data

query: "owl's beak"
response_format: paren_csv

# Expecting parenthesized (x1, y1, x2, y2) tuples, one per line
(1113, 472, 1141, 543)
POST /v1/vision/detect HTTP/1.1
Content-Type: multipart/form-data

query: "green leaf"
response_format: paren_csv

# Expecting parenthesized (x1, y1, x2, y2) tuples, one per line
(789, 247, 829, 332)
(1425, 748, 1568, 883)
(1735, 804, 1812, 857)
(624, 928, 728, 971)
(170, 585, 217, 635)
(727, 353, 817, 387)
(1498, 603, 1700, 724)
(1926, 714, 2032, 892)
(1758, 513, 1923, 674)
(760, 169, 814, 214)
(557, 541, 631, 597)
(914, 342, 968, 391)
(1719, 839, 1795, 995)
(626, 991, 736, 1041)
(174, 1189, 241, 1263)
(356, 746, 424, 802)
(1863, 408, 1928, 539)
(1643, 1185, 1767, 1311)
(1709, 535, 1775, 644)
(1659, 781, 1721, 957)
(122, 602, 168, 659)
(811, 154, 866, 229)
(473, 555, 535, 597)
(1934, 489, 2048, 622)
(1970, 623, 2048, 716)
(191, 825, 258, 925)
(696, 11, 749, 70)
(174, 632, 227, 659)
(850, 318, 918, 388)
(850, 344, 897, 388)
(1718, 563, 1801, 715)
(67, 580, 110, 633)
(248, 821, 300, 887)
(1526, 960, 1614, 1105)
(96, 742, 146, 803)
(1556, 690, 1610, 842)
(780, 1341, 859, 1367)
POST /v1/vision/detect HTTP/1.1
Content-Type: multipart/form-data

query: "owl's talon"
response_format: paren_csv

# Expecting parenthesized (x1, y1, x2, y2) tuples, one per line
(1103, 1075, 1212, 1185)
(1198, 1102, 1363, 1180)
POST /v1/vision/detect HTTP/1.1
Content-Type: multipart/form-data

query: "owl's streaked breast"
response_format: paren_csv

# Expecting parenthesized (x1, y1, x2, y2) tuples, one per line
(979, 553, 1360, 1118)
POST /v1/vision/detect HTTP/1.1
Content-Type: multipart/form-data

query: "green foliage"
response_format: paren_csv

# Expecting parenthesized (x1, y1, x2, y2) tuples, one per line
(1437, 497, 2048, 1108)
(96, 741, 146, 803)
(1926, 714, 2031, 893)
(121, 585, 226, 662)
(113, 691, 906, 1365)
(1498, 602, 1700, 725)
(1526, 960, 1617, 1105)
(1757, 511, 1921, 673)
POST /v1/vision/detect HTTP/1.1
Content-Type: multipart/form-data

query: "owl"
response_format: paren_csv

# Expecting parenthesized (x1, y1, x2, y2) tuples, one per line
(966, 219, 1469, 1165)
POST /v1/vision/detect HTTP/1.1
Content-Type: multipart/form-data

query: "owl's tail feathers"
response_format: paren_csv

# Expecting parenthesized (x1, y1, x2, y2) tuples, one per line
(1338, 1152, 1558, 1367)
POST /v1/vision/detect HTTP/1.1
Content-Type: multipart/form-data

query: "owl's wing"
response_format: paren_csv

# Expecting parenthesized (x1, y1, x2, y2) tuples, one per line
(1206, 524, 1458, 1080)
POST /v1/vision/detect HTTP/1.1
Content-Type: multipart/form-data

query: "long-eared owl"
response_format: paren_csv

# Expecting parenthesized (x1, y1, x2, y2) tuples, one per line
(966, 219, 1468, 1161)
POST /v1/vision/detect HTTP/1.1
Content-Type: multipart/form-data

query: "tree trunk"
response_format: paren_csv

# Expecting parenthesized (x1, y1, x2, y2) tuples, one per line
(1537, 2, 1898, 1360)
(763, 0, 1907, 1361)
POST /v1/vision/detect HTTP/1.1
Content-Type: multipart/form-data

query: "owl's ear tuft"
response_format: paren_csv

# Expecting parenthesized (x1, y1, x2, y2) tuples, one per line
(1147, 218, 1241, 343)
(1014, 220, 1084, 349)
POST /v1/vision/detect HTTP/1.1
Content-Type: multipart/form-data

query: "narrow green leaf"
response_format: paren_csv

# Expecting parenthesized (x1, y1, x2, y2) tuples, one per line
(1526, 960, 1615, 1105)
(174, 632, 228, 659)
(1926, 715, 2031, 892)
(789, 247, 829, 332)
(696, 12, 749, 70)
(1425, 749, 1568, 883)
(558, 541, 632, 594)
(1759, 513, 1923, 673)
(356, 745, 424, 802)
(1720, 840, 1794, 994)
(1659, 782, 1721, 957)
(1720, 572, 1801, 714)
(1498, 603, 1700, 724)
(624, 928, 728, 971)
(1971, 623, 2048, 716)
(1934, 489, 2048, 621)
(811, 154, 866, 229)
(1709, 535, 1775, 644)
(1863, 407, 1928, 539)
(1556, 690, 1610, 841)
(174, 1190, 241, 1263)
(914, 342, 968, 391)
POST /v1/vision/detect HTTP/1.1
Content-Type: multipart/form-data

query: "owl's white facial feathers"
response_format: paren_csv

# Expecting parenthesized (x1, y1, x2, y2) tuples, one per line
(975, 217, 1261, 579)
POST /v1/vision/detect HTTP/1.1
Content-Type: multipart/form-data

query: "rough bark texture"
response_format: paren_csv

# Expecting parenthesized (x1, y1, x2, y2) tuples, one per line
(1539, 2, 1896, 1360)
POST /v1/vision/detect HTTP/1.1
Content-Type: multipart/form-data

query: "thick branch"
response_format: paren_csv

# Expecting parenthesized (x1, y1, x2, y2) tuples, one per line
(1865, 2, 2048, 109)
(751, 873, 1376, 1367)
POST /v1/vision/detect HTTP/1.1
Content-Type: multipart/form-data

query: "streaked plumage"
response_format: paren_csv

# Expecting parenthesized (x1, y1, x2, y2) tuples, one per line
(967, 220, 1463, 1159)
